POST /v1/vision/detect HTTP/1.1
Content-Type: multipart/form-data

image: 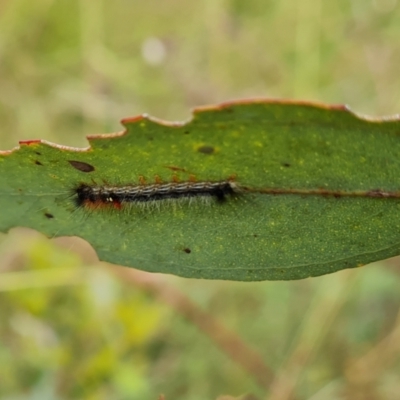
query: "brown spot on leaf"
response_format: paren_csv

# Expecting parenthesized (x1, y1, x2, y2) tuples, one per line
(44, 212, 54, 219)
(34, 160, 43, 166)
(68, 160, 95, 173)
(197, 145, 215, 155)
(183, 248, 191, 254)
(165, 165, 187, 172)
(282, 162, 291, 167)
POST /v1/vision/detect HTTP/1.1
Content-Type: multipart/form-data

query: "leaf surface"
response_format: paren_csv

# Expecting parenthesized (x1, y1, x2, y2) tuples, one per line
(1, 100, 400, 281)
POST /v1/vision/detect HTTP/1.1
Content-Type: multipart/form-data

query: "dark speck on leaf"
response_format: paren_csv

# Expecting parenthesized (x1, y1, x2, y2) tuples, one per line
(35, 160, 43, 166)
(68, 160, 95, 173)
(184, 130, 190, 134)
(197, 145, 215, 155)
(282, 162, 291, 167)
(34, 151, 41, 156)
(183, 248, 191, 254)
(165, 165, 186, 172)
(44, 212, 54, 219)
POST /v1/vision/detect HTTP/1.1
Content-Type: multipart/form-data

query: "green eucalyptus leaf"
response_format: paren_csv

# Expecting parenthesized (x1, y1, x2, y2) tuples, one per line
(1, 100, 400, 281)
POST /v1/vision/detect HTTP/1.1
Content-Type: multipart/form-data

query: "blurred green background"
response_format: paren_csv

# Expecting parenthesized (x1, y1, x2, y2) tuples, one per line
(1, 0, 400, 399)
